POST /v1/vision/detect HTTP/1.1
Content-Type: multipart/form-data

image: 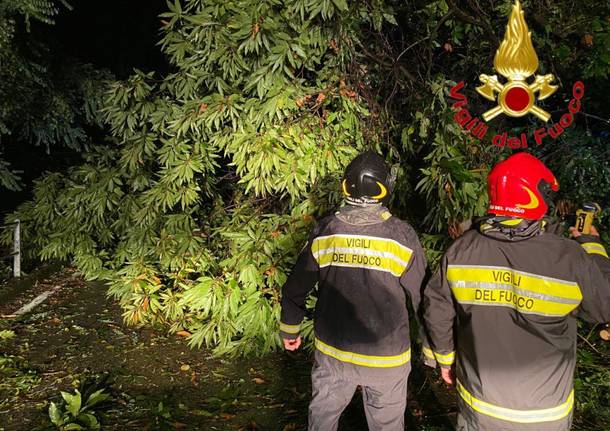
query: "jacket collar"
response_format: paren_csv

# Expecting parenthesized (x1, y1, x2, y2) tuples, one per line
(478, 216, 547, 242)
(335, 203, 392, 226)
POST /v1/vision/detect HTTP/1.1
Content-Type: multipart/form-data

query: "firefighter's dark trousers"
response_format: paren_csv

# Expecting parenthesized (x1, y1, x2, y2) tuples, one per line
(308, 351, 410, 431)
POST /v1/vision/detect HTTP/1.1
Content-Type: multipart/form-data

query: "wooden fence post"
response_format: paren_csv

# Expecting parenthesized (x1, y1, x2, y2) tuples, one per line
(13, 219, 20, 278)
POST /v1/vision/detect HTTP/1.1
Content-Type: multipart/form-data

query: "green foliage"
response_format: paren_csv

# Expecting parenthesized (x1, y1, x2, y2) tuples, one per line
(3, 0, 609, 358)
(0, 0, 110, 190)
(148, 401, 179, 429)
(47, 375, 112, 431)
(0, 157, 21, 190)
(48, 387, 110, 430)
(0, 329, 16, 340)
(0, 0, 70, 29)
(0, 322, 39, 409)
(0, 354, 40, 409)
(534, 129, 610, 242)
(410, 79, 498, 233)
(4, 0, 388, 355)
(573, 324, 610, 430)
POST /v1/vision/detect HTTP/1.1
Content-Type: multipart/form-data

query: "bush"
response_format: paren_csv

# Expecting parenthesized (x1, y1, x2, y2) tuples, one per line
(3, 0, 609, 356)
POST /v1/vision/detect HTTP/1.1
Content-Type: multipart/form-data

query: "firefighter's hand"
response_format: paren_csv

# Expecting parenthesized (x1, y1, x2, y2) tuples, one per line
(441, 367, 455, 385)
(283, 336, 302, 351)
(569, 225, 599, 238)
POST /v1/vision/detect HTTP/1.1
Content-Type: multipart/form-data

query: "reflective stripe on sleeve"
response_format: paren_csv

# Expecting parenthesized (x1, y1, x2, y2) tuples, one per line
(423, 346, 435, 361)
(422, 346, 455, 366)
(581, 242, 609, 258)
(447, 265, 582, 317)
(279, 322, 301, 334)
(315, 338, 411, 368)
(311, 234, 413, 277)
(456, 380, 574, 424)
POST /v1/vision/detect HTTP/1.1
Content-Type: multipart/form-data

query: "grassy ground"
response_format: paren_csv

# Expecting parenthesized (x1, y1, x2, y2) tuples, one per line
(0, 268, 607, 430)
(0, 269, 455, 431)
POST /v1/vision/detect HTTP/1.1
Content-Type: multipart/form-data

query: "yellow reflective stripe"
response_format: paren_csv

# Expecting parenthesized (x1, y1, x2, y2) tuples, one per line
(311, 234, 413, 277)
(499, 218, 523, 226)
(434, 350, 455, 366)
(279, 322, 301, 334)
(457, 380, 574, 424)
(312, 235, 413, 264)
(372, 181, 388, 199)
(581, 242, 609, 258)
(422, 347, 455, 365)
(451, 288, 579, 316)
(315, 338, 411, 368)
(422, 346, 435, 361)
(447, 265, 582, 317)
(447, 266, 582, 300)
(342, 179, 351, 197)
(315, 252, 406, 276)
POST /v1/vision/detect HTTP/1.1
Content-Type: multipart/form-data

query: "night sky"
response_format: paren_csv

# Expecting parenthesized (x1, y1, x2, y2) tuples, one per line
(54, 0, 169, 77)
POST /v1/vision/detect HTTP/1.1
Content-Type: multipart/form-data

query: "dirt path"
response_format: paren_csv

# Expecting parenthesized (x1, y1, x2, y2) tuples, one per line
(0, 269, 456, 431)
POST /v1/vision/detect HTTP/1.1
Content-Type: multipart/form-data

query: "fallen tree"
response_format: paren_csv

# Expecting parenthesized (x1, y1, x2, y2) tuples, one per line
(2, 0, 608, 358)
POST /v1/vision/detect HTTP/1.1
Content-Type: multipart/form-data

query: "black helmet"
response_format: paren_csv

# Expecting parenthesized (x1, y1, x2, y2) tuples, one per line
(342, 151, 395, 205)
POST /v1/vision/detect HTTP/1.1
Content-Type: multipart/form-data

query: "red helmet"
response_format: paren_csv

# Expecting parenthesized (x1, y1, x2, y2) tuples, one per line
(487, 153, 559, 220)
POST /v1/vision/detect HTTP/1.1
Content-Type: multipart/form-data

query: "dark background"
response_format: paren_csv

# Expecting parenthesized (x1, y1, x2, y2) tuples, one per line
(1, 0, 169, 216)
(54, 0, 169, 78)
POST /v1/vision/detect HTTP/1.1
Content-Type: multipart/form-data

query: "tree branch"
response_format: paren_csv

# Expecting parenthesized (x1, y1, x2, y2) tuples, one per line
(447, 0, 498, 46)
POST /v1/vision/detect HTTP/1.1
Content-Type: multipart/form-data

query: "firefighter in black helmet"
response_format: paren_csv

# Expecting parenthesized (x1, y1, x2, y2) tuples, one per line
(280, 151, 427, 431)
(341, 151, 394, 206)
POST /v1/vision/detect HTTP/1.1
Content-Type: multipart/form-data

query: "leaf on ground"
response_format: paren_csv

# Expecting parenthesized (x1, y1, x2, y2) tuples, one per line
(180, 364, 190, 371)
(252, 377, 265, 384)
(176, 330, 192, 337)
(0, 330, 15, 340)
(61, 390, 82, 417)
(600, 329, 610, 341)
(48, 402, 63, 426)
(219, 413, 236, 420)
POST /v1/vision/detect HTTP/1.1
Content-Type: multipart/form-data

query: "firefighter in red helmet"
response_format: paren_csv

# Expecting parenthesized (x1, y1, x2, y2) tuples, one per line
(487, 152, 559, 220)
(423, 152, 610, 431)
